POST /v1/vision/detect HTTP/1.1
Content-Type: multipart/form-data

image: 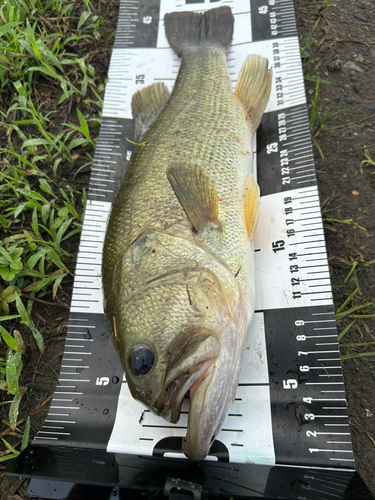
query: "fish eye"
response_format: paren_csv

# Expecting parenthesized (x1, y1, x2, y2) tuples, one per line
(130, 344, 155, 375)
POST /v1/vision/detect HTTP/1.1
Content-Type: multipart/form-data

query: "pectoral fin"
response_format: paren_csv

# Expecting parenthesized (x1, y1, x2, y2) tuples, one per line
(131, 82, 170, 142)
(244, 173, 259, 238)
(234, 55, 272, 134)
(167, 166, 221, 233)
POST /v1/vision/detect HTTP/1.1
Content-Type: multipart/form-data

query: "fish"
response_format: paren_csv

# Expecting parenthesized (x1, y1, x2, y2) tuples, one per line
(102, 6, 272, 462)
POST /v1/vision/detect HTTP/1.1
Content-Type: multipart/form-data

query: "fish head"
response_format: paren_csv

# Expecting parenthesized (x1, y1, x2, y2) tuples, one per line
(110, 231, 248, 461)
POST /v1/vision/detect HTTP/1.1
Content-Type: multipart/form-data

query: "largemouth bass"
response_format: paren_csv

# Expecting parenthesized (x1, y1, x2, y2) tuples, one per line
(102, 6, 272, 462)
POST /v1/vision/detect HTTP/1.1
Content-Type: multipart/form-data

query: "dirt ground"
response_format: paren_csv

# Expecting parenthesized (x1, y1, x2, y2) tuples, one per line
(1, 0, 375, 498)
(296, 0, 375, 496)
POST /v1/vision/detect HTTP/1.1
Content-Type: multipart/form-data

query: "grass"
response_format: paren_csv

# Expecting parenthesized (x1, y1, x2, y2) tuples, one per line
(321, 199, 375, 361)
(360, 148, 375, 174)
(0, 0, 109, 463)
(309, 78, 347, 160)
(332, 255, 375, 360)
(299, 19, 347, 160)
(301, 10, 375, 362)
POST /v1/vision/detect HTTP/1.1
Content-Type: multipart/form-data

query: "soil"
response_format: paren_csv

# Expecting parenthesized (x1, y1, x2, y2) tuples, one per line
(1, 0, 375, 498)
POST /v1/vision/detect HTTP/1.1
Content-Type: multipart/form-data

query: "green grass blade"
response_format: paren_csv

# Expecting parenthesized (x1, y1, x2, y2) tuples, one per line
(15, 293, 31, 327)
(1, 438, 19, 456)
(21, 416, 30, 451)
(337, 320, 356, 341)
(6, 350, 19, 395)
(9, 392, 23, 428)
(0, 325, 19, 351)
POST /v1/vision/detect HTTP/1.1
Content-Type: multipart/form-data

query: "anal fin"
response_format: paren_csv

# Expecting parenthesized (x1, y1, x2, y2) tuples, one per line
(234, 55, 272, 134)
(167, 166, 221, 233)
(131, 82, 170, 142)
(244, 173, 259, 238)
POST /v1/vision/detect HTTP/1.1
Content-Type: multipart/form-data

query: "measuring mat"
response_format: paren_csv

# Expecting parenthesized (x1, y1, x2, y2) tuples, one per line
(34, 0, 355, 471)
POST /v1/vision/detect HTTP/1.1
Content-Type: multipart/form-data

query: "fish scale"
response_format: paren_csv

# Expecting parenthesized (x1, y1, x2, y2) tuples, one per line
(19, 0, 356, 496)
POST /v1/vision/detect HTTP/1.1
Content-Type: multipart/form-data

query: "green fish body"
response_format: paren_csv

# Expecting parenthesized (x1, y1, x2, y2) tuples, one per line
(102, 6, 272, 461)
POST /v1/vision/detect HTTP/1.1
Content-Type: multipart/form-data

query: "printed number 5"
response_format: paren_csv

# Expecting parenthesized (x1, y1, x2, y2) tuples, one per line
(96, 377, 110, 386)
(283, 379, 298, 389)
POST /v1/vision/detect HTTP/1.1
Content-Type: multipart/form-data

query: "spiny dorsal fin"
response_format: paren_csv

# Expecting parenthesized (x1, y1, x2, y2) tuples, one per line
(167, 166, 221, 233)
(234, 55, 272, 134)
(164, 7, 234, 56)
(244, 172, 260, 238)
(131, 82, 170, 142)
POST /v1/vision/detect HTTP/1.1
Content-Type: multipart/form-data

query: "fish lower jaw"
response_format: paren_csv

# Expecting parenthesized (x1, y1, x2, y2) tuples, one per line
(160, 359, 215, 424)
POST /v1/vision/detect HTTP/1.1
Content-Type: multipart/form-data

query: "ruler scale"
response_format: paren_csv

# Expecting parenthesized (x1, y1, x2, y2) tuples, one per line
(33, 0, 355, 473)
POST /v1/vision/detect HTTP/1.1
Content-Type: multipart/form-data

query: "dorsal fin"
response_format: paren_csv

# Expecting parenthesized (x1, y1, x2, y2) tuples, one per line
(131, 82, 170, 142)
(167, 166, 221, 233)
(234, 55, 272, 134)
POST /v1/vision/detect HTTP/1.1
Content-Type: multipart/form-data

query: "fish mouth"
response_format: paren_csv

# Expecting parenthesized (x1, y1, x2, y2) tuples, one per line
(159, 332, 220, 423)
(182, 324, 240, 462)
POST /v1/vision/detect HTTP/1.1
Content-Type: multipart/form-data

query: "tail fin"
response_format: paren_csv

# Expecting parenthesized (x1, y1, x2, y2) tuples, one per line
(164, 6, 234, 56)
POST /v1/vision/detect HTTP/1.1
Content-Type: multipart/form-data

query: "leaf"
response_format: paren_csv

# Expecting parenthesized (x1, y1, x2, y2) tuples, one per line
(41, 202, 51, 225)
(10, 258, 23, 271)
(6, 350, 19, 395)
(0, 451, 19, 462)
(15, 293, 31, 327)
(21, 417, 31, 451)
(30, 325, 44, 354)
(0, 381, 8, 391)
(0, 246, 12, 263)
(9, 392, 23, 429)
(2, 286, 21, 303)
(1, 438, 19, 456)
(67, 137, 89, 151)
(0, 267, 15, 281)
(9, 247, 23, 259)
(18, 188, 49, 204)
(0, 22, 22, 36)
(56, 218, 72, 247)
(13, 203, 27, 219)
(77, 109, 90, 140)
(0, 315, 21, 322)
(31, 206, 41, 239)
(338, 320, 356, 341)
(78, 10, 91, 29)
(0, 301, 9, 316)
(64, 202, 80, 221)
(39, 178, 55, 197)
(22, 137, 53, 149)
(52, 272, 67, 299)
(47, 248, 69, 273)
(0, 326, 19, 352)
(58, 207, 69, 218)
(26, 249, 47, 270)
(14, 330, 25, 353)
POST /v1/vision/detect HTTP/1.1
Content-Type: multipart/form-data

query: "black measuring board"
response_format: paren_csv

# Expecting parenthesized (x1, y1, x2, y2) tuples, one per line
(114, 0, 161, 49)
(251, 0, 298, 41)
(8, 446, 356, 500)
(88, 117, 133, 203)
(35, 313, 122, 449)
(265, 305, 352, 468)
(257, 105, 317, 196)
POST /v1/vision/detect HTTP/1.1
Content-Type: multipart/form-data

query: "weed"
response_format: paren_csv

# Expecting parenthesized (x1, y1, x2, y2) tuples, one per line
(334, 256, 375, 360)
(309, 78, 347, 160)
(0, 0, 106, 455)
(360, 148, 375, 174)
